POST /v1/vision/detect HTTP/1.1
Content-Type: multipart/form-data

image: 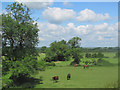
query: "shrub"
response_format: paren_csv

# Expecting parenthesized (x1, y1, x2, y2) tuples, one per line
(46, 62, 56, 66)
(37, 61, 46, 71)
(85, 61, 89, 65)
(97, 58, 103, 63)
(2, 73, 13, 89)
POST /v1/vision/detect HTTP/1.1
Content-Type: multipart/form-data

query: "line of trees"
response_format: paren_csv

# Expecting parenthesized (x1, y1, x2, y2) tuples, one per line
(85, 52, 104, 58)
(82, 47, 118, 52)
(44, 37, 83, 65)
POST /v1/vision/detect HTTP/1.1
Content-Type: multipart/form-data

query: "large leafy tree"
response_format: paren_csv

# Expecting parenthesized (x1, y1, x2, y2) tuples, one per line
(67, 37, 82, 65)
(2, 2, 39, 59)
(67, 48, 83, 65)
(68, 37, 81, 48)
(45, 40, 70, 62)
(2, 2, 39, 85)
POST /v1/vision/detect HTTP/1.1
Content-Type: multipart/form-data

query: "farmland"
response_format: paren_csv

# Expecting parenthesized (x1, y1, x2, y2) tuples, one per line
(32, 52, 118, 88)
(1, 2, 118, 89)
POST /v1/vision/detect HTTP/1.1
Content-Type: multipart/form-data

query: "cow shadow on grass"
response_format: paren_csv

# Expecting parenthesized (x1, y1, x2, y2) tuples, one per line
(53, 80, 59, 83)
(11, 76, 43, 88)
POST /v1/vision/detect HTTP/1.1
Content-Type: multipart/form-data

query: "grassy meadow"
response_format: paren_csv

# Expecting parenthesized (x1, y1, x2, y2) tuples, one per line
(32, 52, 118, 88)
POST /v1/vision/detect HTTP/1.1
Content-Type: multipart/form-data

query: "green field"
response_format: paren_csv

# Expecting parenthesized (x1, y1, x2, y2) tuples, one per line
(32, 52, 118, 88)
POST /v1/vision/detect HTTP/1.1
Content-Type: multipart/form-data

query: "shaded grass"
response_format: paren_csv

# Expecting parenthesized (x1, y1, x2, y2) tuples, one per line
(10, 77, 43, 88)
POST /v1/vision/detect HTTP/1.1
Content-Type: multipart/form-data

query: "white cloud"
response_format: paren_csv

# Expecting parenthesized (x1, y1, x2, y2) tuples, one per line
(74, 24, 92, 35)
(95, 23, 118, 36)
(42, 7, 76, 24)
(37, 21, 118, 47)
(16, 0, 53, 9)
(39, 37, 44, 41)
(94, 23, 108, 31)
(98, 36, 104, 40)
(76, 9, 111, 22)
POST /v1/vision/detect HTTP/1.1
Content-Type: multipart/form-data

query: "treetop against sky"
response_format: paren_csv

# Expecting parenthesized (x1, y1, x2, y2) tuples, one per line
(1, 1, 118, 47)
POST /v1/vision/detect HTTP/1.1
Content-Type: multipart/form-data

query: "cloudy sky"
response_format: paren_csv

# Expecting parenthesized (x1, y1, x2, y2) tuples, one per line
(1, 1, 118, 47)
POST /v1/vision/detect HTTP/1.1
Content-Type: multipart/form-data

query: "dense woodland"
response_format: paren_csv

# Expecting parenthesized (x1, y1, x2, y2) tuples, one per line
(0, 2, 119, 89)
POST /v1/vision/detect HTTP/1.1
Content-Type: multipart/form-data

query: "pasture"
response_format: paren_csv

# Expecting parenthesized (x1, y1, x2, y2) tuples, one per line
(33, 52, 118, 88)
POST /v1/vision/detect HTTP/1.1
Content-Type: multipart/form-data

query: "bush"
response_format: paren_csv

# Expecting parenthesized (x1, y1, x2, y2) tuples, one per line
(85, 61, 89, 65)
(46, 62, 56, 66)
(97, 52, 104, 58)
(2, 73, 13, 89)
(97, 58, 103, 63)
(37, 61, 46, 71)
(2, 56, 38, 87)
(93, 60, 97, 65)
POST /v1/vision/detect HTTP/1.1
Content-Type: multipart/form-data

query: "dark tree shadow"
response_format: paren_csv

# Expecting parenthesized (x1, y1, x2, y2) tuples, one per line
(11, 76, 43, 88)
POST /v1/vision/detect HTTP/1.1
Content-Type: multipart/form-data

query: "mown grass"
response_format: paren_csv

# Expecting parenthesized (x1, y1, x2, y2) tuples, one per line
(104, 81, 118, 88)
(33, 52, 118, 88)
(34, 65, 118, 88)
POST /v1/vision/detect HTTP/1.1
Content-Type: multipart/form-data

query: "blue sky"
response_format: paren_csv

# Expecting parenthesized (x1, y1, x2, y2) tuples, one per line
(1, 1, 118, 47)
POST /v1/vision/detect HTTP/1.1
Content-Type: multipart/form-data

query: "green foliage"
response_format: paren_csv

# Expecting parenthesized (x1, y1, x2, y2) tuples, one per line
(2, 57, 10, 75)
(45, 37, 83, 64)
(97, 58, 103, 63)
(2, 73, 13, 88)
(97, 52, 104, 58)
(45, 40, 70, 62)
(68, 37, 81, 48)
(2, 2, 39, 58)
(85, 53, 92, 58)
(40, 46, 47, 53)
(92, 53, 97, 58)
(9, 56, 37, 77)
(85, 61, 89, 65)
(85, 52, 104, 58)
(36, 60, 46, 71)
(82, 47, 118, 52)
(69, 48, 83, 65)
(46, 62, 56, 66)
(115, 50, 120, 58)
(2, 2, 39, 88)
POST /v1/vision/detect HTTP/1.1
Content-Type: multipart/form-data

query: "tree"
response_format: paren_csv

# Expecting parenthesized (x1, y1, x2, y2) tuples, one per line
(2, 2, 39, 85)
(92, 53, 97, 58)
(2, 2, 39, 59)
(97, 52, 104, 58)
(68, 37, 81, 48)
(85, 53, 89, 58)
(45, 40, 70, 62)
(40, 46, 47, 53)
(88, 53, 92, 58)
(69, 48, 83, 65)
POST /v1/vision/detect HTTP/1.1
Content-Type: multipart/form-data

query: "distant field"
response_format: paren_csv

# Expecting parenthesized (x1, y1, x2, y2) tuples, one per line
(33, 52, 118, 88)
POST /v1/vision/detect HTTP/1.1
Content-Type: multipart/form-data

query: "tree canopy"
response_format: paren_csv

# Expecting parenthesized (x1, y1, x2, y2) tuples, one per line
(2, 2, 39, 59)
(2, 2, 39, 86)
(68, 37, 81, 48)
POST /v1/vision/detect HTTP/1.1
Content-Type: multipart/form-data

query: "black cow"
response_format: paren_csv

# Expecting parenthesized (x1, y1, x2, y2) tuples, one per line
(52, 76, 59, 82)
(67, 73, 71, 80)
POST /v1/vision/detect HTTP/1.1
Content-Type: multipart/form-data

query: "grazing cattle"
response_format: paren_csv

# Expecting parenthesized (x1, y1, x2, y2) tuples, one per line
(84, 65, 88, 69)
(52, 76, 59, 82)
(67, 73, 71, 80)
(74, 64, 79, 67)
